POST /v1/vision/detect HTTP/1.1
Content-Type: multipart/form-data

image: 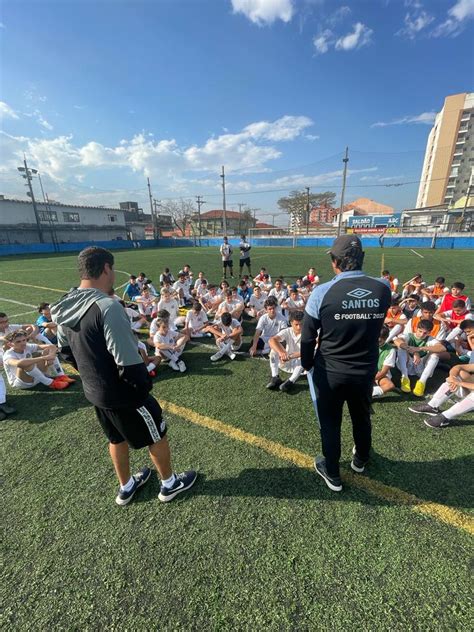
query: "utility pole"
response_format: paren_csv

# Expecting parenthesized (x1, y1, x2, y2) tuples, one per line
(337, 147, 349, 237)
(147, 177, 156, 239)
(18, 157, 44, 243)
(38, 172, 58, 251)
(220, 165, 227, 236)
(305, 186, 310, 235)
(196, 195, 206, 243)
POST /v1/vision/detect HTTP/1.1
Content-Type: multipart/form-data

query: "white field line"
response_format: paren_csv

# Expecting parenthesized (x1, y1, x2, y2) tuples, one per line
(9, 310, 37, 318)
(0, 297, 37, 308)
(410, 249, 424, 258)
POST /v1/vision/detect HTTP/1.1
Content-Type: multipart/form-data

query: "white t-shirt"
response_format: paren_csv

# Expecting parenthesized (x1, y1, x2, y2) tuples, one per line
(220, 243, 233, 261)
(285, 297, 305, 310)
(269, 288, 288, 304)
(185, 310, 208, 332)
(275, 327, 301, 356)
(173, 280, 191, 298)
(248, 293, 267, 312)
(217, 318, 242, 337)
(3, 343, 39, 386)
(256, 313, 287, 339)
(153, 330, 180, 347)
(216, 299, 241, 318)
(157, 298, 180, 321)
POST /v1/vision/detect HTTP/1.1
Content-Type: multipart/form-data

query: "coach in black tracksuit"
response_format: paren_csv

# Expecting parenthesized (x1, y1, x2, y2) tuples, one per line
(301, 235, 391, 492)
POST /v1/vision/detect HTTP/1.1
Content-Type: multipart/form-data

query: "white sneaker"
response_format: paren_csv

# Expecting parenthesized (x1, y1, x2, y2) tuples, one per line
(169, 360, 180, 371)
(227, 351, 236, 360)
(178, 360, 186, 372)
(210, 351, 223, 362)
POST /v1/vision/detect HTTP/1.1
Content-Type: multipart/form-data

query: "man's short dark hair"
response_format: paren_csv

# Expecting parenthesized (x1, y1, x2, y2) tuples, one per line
(453, 299, 466, 309)
(460, 319, 474, 331)
(330, 249, 364, 272)
(435, 276, 445, 284)
(421, 301, 436, 313)
(418, 319, 433, 332)
(288, 311, 304, 323)
(78, 247, 114, 280)
(452, 282, 465, 291)
(264, 297, 278, 308)
(38, 302, 50, 313)
(0, 312, 7, 319)
(221, 312, 232, 326)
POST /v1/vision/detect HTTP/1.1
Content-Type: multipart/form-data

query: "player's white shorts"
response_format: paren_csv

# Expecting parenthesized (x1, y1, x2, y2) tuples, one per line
(12, 376, 40, 389)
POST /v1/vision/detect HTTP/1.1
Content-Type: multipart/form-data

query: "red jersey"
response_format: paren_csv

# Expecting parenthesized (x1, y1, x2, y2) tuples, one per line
(439, 293, 470, 313)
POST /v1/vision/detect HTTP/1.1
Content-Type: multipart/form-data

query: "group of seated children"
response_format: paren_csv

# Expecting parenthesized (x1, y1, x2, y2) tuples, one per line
(1, 264, 472, 428)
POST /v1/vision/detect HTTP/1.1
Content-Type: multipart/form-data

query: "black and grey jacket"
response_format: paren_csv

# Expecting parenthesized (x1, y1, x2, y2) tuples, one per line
(51, 288, 151, 409)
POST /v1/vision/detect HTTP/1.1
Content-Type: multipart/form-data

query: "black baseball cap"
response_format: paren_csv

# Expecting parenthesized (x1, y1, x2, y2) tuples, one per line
(329, 235, 363, 258)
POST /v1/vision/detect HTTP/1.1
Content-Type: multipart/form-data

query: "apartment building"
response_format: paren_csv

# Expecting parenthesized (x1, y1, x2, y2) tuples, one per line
(416, 93, 473, 208)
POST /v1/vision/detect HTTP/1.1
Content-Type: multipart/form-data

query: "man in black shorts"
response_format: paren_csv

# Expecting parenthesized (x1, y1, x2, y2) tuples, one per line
(51, 246, 197, 506)
(220, 236, 234, 279)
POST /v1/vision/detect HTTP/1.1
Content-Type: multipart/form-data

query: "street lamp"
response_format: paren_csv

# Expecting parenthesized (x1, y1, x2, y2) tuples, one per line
(18, 158, 43, 243)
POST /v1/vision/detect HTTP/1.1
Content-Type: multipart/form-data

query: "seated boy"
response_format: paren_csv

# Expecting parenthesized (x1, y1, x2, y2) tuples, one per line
(409, 323, 474, 428)
(184, 301, 210, 338)
(200, 284, 222, 316)
(421, 276, 449, 305)
(436, 281, 471, 313)
(282, 286, 305, 313)
(237, 280, 253, 306)
(249, 297, 287, 356)
(435, 299, 473, 342)
(153, 319, 188, 372)
(173, 273, 192, 306)
(207, 312, 243, 362)
(384, 298, 407, 343)
(393, 319, 446, 396)
(372, 325, 396, 398)
(303, 267, 320, 287)
(123, 275, 141, 301)
(215, 290, 244, 321)
(268, 279, 288, 306)
(2, 329, 73, 390)
(381, 270, 399, 298)
(404, 300, 446, 341)
(157, 289, 185, 329)
(246, 285, 267, 319)
(135, 286, 158, 320)
(267, 311, 303, 392)
(36, 302, 58, 344)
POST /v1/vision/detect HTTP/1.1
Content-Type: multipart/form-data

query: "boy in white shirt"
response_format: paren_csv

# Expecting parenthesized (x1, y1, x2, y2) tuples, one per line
(249, 297, 287, 356)
(267, 311, 303, 392)
(393, 319, 446, 397)
(200, 285, 222, 316)
(2, 329, 73, 390)
(122, 301, 148, 332)
(153, 319, 188, 372)
(282, 286, 305, 313)
(185, 301, 210, 338)
(135, 286, 158, 319)
(268, 279, 288, 306)
(207, 312, 243, 361)
(246, 285, 267, 319)
(193, 271, 206, 294)
(173, 273, 192, 306)
(157, 289, 185, 329)
(215, 290, 244, 321)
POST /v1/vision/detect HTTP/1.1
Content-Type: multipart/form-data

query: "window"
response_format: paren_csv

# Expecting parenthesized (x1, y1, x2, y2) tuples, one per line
(38, 210, 58, 222)
(108, 214, 118, 222)
(63, 212, 80, 223)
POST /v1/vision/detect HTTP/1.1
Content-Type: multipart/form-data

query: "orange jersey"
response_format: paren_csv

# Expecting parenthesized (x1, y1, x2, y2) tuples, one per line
(411, 315, 441, 338)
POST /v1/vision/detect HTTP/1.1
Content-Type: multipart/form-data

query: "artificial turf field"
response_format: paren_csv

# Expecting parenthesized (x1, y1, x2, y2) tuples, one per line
(1, 245, 473, 630)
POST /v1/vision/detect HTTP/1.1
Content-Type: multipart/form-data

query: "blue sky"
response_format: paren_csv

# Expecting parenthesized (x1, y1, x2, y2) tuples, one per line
(0, 0, 473, 223)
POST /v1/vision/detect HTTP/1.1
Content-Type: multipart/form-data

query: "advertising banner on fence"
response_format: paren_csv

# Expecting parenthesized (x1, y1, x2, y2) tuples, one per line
(347, 213, 401, 234)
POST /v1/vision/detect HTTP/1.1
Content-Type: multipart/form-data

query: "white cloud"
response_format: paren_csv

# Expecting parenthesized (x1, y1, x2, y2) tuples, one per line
(397, 5, 434, 39)
(231, 0, 294, 25)
(313, 29, 333, 54)
(328, 6, 351, 26)
(335, 22, 373, 51)
(73, 105, 87, 110)
(304, 134, 320, 141)
(0, 115, 315, 196)
(432, 0, 474, 37)
(0, 101, 19, 120)
(371, 112, 436, 127)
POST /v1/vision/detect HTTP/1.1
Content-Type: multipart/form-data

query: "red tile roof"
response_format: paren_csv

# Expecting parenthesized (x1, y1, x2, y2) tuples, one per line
(199, 209, 243, 220)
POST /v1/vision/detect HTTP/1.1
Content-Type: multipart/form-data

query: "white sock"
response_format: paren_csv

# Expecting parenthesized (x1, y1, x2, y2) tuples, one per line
(372, 385, 384, 397)
(386, 325, 402, 343)
(396, 348, 409, 377)
(428, 382, 452, 408)
(289, 365, 304, 383)
(26, 366, 53, 386)
(120, 476, 135, 492)
(147, 362, 156, 372)
(419, 354, 439, 384)
(0, 374, 6, 404)
(162, 473, 176, 488)
(443, 393, 474, 420)
(269, 351, 280, 377)
(53, 357, 64, 376)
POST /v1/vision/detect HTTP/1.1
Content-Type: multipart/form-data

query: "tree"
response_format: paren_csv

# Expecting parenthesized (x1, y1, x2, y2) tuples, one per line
(277, 190, 337, 217)
(160, 198, 195, 236)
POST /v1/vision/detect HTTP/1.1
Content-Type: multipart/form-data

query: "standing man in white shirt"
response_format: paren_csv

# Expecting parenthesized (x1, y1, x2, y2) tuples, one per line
(220, 236, 234, 280)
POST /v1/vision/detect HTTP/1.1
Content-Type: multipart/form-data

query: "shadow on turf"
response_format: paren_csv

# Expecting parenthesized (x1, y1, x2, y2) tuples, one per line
(5, 388, 90, 424)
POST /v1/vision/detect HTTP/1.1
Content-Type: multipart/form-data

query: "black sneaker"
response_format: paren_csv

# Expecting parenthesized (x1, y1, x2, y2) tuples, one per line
(266, 376, 283, 390)
(0, 402, 17, 415)
(408, 403, 440, 416)
(424, 414, 450, 429)
(158, 470, 197, 503)
(314, 456, 342, 492)
(350, 446, 368, 473)
(279, 379, 294, 392)
(115, 466, 151, 506)
(0, 410, 6, 422)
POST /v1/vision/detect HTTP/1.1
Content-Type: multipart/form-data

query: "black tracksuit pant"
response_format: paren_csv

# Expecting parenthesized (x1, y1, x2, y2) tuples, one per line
(312, 368, 373, 479)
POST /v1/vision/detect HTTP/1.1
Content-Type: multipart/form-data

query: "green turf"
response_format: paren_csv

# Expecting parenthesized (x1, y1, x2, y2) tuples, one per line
(1, 246, 474, 629)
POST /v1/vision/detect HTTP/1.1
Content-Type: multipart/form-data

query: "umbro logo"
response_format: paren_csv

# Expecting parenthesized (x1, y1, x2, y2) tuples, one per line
(347, 288, 372, 299)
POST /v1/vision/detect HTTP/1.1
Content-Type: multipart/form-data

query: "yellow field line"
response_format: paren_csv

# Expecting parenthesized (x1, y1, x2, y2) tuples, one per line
(0, 279, 66, 293)
(160, 400, 474, 536)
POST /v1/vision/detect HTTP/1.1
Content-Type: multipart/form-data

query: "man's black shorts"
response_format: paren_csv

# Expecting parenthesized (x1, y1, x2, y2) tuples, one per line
(239, 257, 251, 267)
(94, 394, 167, 449)
(223, 260, 233, 268)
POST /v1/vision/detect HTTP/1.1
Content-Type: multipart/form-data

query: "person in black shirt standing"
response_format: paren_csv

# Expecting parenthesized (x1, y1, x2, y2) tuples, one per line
(301, 235, 391, 492)
(52, 247, 197, 506)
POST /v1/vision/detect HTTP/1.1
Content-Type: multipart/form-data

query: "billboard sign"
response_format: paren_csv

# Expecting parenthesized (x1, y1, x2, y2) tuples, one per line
(347, 213, 401, 234)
